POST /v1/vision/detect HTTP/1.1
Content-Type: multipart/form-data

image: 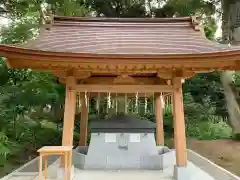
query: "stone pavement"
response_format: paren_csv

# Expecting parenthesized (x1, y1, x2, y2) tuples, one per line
(72, 169, 173, 180)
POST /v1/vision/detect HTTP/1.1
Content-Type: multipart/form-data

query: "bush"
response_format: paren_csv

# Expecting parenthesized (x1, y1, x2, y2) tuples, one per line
(233, 133, 240, 141)
(0, 132, 11, 166)
(187, 120, 232, 140)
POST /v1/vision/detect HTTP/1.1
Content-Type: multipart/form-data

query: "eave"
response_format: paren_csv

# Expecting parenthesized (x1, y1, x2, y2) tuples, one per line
(0, 45, 239, 73)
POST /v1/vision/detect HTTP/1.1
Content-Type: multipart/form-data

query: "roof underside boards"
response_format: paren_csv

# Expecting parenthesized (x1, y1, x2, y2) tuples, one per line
(18, 16, 232, 55)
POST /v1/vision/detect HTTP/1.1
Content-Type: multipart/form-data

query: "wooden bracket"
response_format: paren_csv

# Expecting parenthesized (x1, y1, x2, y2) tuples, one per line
(235, 60, 240, 70)
(172, 69, 195, 79)
(66, 69, 76, 77)
(113, 75, 136, 84)
(172, 77, 182, 90)
(66, 76, 76, 90)
(157, 71, 173, 79)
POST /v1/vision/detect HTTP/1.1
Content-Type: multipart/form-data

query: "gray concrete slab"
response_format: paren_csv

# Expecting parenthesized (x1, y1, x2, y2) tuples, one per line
(19, 155, 59, 172)
(2, 149, 240, 180)
(72, 169, 173, 180)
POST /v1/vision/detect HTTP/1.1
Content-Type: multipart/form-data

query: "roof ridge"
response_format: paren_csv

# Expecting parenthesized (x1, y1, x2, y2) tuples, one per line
(53, 15, 192, 23)
(49, 16, 201, 31)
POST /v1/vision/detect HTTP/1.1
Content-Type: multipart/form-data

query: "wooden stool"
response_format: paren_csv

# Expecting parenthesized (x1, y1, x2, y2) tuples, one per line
(37, 146, 73, 180)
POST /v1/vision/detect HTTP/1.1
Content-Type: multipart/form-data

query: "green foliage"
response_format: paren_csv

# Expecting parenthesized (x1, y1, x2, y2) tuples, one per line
(183, 93, 232, 140)
(87, 0, 147, 17)
(0, 131, 11, 165)
(187, 120, 232, 140)
(0, 17, 39, 44)
(154, 0, 216, 17)
(184, 72, 228, 119)
(233, 72, 240, 85)
(204, 17, 218, 40)
(233, 133, 240, 141)
(49, 0, 89, 16)
(0, 58, 8, 85)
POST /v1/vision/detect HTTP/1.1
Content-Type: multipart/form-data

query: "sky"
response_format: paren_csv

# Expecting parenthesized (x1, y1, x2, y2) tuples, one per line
(216, 22, 222, 38)
(214, 2, 222, 38)
(0, 17, 9, 27)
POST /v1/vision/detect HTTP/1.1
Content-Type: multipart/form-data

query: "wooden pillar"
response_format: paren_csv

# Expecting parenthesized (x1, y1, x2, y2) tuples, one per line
(155, 93, 164, 146)
(79, 93, 89, 146)
(62, 76, 76, 146)
(172, 77, 187, 167)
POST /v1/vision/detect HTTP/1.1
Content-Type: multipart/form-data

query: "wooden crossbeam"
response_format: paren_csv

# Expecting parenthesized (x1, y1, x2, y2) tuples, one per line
(76, 84, 173, 93)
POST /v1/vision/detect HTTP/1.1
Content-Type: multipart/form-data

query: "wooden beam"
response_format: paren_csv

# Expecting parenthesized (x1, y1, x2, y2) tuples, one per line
(5, 51, 239, 72)
(60, 76, 167, 86)
(53, 70, 91, 79)
(76, 85, 173, 93)
(62, 76, 76, 146)
(61, 76, 76, 167)
(76, 92, 170, 98)
(155, 93, 164, 146)
(172, 77, 187, 167)
(79, 93, 89, 146)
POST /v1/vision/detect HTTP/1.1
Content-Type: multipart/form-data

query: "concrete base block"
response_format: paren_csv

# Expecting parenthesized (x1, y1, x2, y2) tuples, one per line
(57, 166, 75, 180)
(174, 165, 191, 180)
(155, 146, 164, 153)
(160, 150, 176, 170)
(173, 162, 216, 180)
(72, 149, 86, 170)
(140, 155, 161, 170)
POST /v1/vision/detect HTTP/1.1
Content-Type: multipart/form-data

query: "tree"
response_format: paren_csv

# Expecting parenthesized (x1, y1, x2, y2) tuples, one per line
(219, 0, 240, 135)
(86, 0, 147, 17)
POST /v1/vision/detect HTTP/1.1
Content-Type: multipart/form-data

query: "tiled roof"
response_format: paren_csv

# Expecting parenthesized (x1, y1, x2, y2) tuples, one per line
(20, 16, 230, 55)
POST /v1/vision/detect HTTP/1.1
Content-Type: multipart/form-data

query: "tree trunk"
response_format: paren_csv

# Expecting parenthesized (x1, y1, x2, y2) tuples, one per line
(220, 0, 240, 134)
(220, 72, 240, 134)
(221, 0, 230, 43)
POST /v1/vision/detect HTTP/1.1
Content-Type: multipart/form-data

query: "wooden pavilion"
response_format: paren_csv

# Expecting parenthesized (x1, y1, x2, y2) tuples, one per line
(1, 15, 240, 170)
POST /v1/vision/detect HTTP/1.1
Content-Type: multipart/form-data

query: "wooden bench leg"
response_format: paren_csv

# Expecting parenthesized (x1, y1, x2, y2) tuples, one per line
(68, 151, 72, 180)
(44, 155, 48, 180)
(39, 155, 43, 180)
(64, 153, 68, 180)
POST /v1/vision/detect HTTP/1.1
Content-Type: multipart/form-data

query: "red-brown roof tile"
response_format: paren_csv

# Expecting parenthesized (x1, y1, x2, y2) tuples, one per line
(18, 16, 232, 55)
